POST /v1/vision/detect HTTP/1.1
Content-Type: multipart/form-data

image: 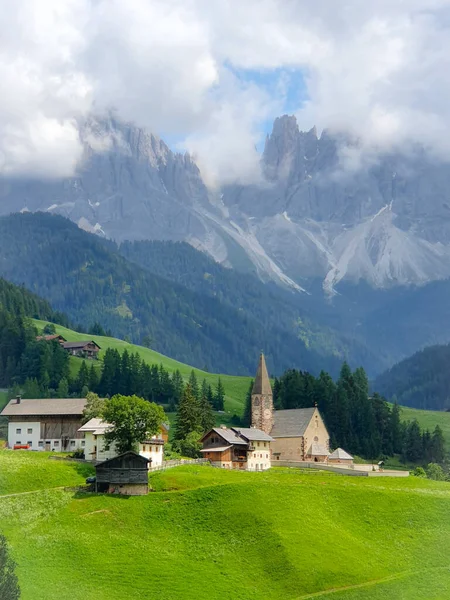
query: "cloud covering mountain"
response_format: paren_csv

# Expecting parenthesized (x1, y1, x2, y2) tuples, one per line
(3, 1, 450, 184)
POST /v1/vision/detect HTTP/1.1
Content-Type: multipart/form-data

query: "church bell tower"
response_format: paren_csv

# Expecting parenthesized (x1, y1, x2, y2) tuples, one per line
(251, 353, 273, 435)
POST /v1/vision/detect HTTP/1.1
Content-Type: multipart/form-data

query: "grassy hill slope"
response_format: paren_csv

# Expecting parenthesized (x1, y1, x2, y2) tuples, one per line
(0, 455, 449, 600)
(34, 320, 251, 415)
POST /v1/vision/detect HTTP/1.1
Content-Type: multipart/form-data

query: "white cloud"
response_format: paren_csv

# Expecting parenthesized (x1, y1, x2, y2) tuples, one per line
(2, 0, 450, 181)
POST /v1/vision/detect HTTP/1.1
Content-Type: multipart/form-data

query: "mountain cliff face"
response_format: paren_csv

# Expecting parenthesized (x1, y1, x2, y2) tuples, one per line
(2, 114, 450, 294)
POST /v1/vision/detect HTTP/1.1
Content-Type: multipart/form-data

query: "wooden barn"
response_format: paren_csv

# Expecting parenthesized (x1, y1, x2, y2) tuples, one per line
(95, 451, 149, 495)
(62, 340, 101, 359)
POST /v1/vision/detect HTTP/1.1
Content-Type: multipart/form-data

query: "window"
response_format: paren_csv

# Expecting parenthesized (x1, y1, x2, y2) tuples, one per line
(264, 442, 266, 447)
(314, 436, 319, 442)
(16, 441, 21, 445)
(266, 454, 268, 459)
(27, 441, 32, 446)
(156, 447, 159, 452)
(54, 441, 59, 447)
(81, 441, 85, 447)
(38, 441, 43, 447)
(70, 441, 75, 447)
(16, 428, 21, 434)
(27, 428, 33, 434)
(142, 445, 146, 452)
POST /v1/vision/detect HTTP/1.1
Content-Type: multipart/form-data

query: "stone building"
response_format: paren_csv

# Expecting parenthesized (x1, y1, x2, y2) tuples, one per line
(251, 354, 331, 463)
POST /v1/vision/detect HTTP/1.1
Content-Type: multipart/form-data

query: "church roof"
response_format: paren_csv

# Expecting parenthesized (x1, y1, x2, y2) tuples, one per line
(270, 407, 316, 438)
(252, 353, 272, 395)
(328, 448, 353, 460)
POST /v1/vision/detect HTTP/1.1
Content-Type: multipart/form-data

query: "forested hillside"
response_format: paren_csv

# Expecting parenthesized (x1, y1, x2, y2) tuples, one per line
(375, 344, 450, 410)
(0, 212, 344, 376)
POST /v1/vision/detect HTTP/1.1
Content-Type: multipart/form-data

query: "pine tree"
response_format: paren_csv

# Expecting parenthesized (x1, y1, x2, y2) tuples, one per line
(430, 425, 445, 463)
(88, 364, 99, 393)
(174, 383, 201, 441)
(199, 379, 215, 432)
(76, 361, 89, 393)
(171, 370, 184, 405)
(243, 379, 254, 426)
(188, 370, 200, 402)
(404, 420, 423, 462)
(391, 402, 402, 454)
(57, 377, 69, 398)
(214, 377, 225, 411)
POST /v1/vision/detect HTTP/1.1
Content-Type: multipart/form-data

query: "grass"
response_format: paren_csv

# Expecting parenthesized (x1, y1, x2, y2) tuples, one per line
(0, 455, 449, 600)
(398, 405, 450, 444)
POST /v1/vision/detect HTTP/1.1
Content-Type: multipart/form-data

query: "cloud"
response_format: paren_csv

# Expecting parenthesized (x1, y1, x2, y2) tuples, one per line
(2, 0, 450, 181)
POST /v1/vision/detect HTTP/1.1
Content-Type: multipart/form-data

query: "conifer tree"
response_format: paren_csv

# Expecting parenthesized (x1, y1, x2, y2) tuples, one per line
(171, 370, 184, 405)
(391, 402, 402, 454)
(57, 377, 69, 398)
(214, 377, 225, 411)
(199, 379, 215, 432)
(0, 533, 20, 600)
(404, 420, 423, 462)
(431, 425, 445, 463)
(88, 364, 99, 393)
(188, 370, 200, 402)
(174, 383, 201, 441)
(243, 379, 254, 426)
(76, 361, 89, 393)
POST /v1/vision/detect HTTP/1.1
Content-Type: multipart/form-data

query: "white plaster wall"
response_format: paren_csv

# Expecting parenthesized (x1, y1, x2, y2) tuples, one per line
(247, 441, 271, 471)
(7, 421, 83, 452)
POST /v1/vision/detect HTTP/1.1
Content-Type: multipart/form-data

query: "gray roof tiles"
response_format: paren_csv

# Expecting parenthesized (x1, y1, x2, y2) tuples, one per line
(270, 407, 316, 438)
(232, 427, 274, 442)
(212, 427, 247, 445)
(1, 397, 86, 417)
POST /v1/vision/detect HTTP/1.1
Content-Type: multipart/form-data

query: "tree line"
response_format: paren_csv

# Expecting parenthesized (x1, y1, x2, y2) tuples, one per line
(243, 363, 446, 464)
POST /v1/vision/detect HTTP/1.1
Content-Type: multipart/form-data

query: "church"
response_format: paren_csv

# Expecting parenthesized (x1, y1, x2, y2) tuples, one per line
(251, 353, 331, 463)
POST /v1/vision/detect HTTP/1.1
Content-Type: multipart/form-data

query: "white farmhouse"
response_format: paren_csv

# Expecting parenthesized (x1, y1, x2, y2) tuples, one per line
(0, 396, 86, 452)
(78, 418, 169, 467)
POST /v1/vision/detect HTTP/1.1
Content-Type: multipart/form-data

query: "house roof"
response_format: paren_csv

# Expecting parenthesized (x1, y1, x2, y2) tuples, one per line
(208, 427, 247, 445)
(200, 446, 232, 453)
(96, 451, 149, 468)
(329, 448, 353, 460)
(252, 353, 272, 395)
(79, 418, 168, 439)
(309, 443, 329, 456)
(63, 340, 101, 350)
(1, 397, 86, 417)
(36, 334, 67, 342)
(231, 427, 274, 442)
(270, 407, 316, 438)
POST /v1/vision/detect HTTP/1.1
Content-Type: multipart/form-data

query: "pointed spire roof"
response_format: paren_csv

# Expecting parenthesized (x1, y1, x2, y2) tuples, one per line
(252, 353, 272, 395)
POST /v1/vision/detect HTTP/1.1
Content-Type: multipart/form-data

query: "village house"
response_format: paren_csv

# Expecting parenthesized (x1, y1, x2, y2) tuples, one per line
(95, 451, 149, 495)
(78, 418, 169, 466)
(0, 396, 86, 451)
(250, 354, 353, 465)
(36, 334, 67, 343)
(62, 340, 101, 359)
(200, 425, 273, 470)
(328, 448, 354, 465)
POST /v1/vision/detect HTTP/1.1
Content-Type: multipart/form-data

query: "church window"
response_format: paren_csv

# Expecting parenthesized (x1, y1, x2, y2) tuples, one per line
(314, 436, 319, 442)
(253, 397, 260, 406)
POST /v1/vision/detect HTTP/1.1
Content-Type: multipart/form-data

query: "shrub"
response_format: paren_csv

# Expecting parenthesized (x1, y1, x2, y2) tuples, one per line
(426, 463, 446, 481)
(412, 467, 426, 478)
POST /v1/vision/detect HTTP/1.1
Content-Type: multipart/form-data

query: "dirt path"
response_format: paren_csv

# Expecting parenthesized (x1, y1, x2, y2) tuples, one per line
(295, 566, 450, 598)
(0, 486, 65, 499)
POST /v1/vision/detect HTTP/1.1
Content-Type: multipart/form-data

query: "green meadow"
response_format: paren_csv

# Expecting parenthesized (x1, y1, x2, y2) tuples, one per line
(0, 452, 449, 599)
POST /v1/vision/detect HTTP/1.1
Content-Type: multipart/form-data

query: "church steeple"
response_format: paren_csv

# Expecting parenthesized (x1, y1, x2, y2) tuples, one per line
(251, 353, 273, 435)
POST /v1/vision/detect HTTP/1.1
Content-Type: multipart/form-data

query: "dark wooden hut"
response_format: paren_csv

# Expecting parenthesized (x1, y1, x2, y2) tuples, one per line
(95, 451, 149, 495)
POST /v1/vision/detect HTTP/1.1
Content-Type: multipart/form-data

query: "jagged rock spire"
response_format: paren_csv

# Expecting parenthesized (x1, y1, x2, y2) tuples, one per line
(252, 353, 272, 395)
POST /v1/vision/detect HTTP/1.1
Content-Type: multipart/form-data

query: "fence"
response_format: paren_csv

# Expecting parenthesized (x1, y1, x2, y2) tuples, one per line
(148, 458, 209, 472)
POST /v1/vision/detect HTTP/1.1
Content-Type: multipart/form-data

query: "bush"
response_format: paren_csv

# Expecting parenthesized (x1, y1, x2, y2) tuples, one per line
(412, 467, 426, 478)
(426, 463, 446, 481)
(163, 443, 181, 460)
(173, 431, 202, 458)
(70, 448, 85, 459)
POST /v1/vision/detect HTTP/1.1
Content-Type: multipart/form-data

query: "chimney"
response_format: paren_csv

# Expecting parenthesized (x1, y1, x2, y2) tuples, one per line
(16, 396, 21, 404)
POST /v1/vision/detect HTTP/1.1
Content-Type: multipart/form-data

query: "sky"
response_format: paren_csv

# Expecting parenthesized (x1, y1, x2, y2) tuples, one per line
(2, 0, 450, 184)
